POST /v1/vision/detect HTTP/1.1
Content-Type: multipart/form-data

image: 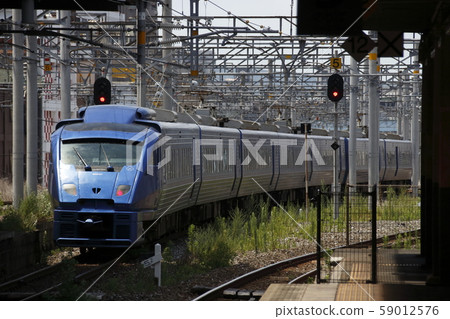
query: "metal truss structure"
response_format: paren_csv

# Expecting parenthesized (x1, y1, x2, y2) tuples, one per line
(0, 1, 421, 136)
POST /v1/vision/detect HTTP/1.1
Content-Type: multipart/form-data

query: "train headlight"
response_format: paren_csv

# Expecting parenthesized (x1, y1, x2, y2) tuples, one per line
(116, 185, 131, 196)
(62, 183, 77, 196)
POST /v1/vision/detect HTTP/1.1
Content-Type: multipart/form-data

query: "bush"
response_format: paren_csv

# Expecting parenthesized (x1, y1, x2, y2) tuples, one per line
(185, 187, 422, 270)
(186, 200, 317, 269)
(203, 238, 236, 269)
(0, 178, 13, 202)
(187, 223, 236, 269)
(0, 192, 53, 232)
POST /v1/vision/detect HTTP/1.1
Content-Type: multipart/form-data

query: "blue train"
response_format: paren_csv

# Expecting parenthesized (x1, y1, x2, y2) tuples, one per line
(49, 105, 412, 248)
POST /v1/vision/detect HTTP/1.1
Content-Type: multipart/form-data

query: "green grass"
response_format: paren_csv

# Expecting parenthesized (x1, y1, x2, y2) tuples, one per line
(186, 188, 421, 269)
(319, 186, 420, 233)
(187, 198, 319, 268)
(378, 186, 420, 221)
(0, 191, 53, 232)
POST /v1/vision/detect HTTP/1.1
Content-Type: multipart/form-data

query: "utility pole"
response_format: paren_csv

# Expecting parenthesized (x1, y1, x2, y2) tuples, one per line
(25, 0, 38, 195)
(12, 9, 24, 207)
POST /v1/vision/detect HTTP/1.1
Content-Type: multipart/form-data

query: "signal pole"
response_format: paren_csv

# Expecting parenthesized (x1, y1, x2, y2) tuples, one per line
(327, 73, 344, 219)
(301, 123, 311, 217)
(333, 101, 339, 219)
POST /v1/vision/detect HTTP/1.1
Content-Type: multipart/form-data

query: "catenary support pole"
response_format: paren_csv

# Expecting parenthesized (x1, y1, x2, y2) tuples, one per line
(396, 73, 403, 137)
(137, 0, 146, 107)
(25, 2, 38, 195)
(403, 75, 411, 140)
(189, 0, 199, 77)
(12, 9, 24, 207)
(305, 129, 309, 216)
(362, 59, 369, 130)
(368, 39, 379, 195)
(349, 58, 358, 191)
(60, 10, 71, 119)
(411, 42, 420, 197)
(162, 0, 174, 111)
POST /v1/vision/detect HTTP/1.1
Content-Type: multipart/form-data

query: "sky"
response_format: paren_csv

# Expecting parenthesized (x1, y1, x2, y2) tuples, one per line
(173, 0, 296, 17)
(170, 0, 298, 37)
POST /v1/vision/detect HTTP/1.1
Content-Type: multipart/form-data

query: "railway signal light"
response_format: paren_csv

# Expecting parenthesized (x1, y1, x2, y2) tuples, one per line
(94, 77, 111, 105)
(327, 73, 344, 102)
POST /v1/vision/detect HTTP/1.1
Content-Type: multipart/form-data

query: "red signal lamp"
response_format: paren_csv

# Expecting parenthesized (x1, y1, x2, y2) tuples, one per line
(332, 91, 339, 97)
(99, 96, 106, 103)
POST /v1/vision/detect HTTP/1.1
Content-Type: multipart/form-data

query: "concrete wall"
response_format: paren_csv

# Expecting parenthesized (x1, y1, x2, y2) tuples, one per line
(0, 222, 54, 282)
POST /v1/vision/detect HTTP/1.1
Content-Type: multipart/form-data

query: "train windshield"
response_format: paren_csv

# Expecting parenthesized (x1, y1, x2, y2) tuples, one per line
(61, 139, 142, 171)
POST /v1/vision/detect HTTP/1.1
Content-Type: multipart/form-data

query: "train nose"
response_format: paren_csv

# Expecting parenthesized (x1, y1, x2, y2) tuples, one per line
(77, 172, 117, 199)
(77, 217, 103, 228)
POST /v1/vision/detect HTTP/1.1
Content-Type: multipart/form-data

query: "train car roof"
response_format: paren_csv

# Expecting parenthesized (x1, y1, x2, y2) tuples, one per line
(54, 105, 410, 144)
(60, 122, 156, 141)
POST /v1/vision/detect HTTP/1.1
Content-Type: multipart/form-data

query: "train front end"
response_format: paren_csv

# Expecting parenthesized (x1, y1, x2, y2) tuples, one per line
(49, 105, 161, 248)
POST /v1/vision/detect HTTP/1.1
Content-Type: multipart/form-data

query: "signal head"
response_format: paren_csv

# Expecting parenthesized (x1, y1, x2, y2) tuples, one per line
(94, 77, 111, 105)
(327, 74, 344, 102)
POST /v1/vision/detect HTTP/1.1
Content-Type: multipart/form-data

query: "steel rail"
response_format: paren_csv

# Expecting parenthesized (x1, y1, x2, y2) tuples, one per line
(0, 263, 64, 293)
(21, 260, 115, 301)
(0, 257, 115, 301)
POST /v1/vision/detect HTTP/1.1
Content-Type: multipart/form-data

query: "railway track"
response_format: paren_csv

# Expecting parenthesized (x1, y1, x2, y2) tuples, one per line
(0, 252, 120, 301)
(194, 229, 421, 301)
(0, 236, 170, 301)
(0, 229, 420, 301)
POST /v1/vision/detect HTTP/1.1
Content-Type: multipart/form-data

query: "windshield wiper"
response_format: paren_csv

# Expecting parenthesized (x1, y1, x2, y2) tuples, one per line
(100, 144, 114, 172)
(73, 147, 92, 171)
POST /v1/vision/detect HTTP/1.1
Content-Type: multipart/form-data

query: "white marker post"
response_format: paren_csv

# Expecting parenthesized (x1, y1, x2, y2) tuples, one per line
(141, 243, 162, 287)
